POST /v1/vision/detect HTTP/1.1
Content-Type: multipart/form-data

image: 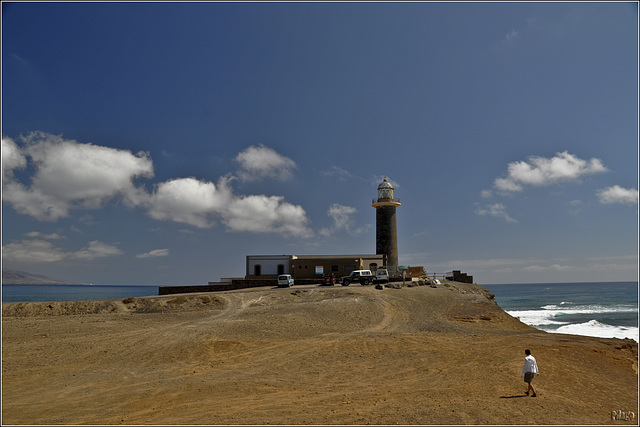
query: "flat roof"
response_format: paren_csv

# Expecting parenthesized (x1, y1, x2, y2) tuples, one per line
(247, 254, 383, 260)
(292, 254, 383, 260)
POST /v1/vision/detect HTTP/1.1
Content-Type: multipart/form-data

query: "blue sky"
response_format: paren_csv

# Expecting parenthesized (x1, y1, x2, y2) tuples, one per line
(2, 1, 638, 285)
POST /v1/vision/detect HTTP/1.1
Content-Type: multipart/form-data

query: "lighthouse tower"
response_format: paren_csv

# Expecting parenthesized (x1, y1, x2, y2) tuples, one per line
(372, 177, 401, 276)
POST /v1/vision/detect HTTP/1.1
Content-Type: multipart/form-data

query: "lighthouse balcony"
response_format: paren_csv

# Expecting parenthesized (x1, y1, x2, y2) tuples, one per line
(372, 198, 400, 204)
(371, 198, 401, 208)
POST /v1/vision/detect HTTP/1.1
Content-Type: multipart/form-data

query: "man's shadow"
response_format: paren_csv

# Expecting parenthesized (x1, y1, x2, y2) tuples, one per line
(499, 394, 529, 399)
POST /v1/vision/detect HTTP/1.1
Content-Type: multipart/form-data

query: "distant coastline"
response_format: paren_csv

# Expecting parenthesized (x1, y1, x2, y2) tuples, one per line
(2, 268, 84, 286)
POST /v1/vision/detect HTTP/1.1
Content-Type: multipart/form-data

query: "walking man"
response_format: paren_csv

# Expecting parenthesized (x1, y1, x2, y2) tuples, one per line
(521, 349, 539, 397)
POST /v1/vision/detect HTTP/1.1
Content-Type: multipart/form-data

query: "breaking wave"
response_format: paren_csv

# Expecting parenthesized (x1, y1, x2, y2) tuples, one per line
(551, 320, 638, 341)
(507, 304, 638, 342)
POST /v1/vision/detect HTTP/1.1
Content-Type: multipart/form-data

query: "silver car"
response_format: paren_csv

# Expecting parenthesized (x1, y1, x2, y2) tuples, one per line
(277, 274, 294, 288)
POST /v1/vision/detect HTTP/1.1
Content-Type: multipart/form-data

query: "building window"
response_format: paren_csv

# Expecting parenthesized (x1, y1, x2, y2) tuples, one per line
(277, 264, 285, 275)
(344, 265, 356, 273)
(331, 265, 339, 272)
(254, 264, 261, 276)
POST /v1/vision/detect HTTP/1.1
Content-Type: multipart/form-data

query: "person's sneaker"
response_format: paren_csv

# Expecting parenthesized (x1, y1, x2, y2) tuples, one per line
(525, 391, 529, 395)
(531, 393, 537, 397)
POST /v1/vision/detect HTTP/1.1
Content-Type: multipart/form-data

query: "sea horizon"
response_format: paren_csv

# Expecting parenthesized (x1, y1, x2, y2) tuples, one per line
(483, 279, 638, 289)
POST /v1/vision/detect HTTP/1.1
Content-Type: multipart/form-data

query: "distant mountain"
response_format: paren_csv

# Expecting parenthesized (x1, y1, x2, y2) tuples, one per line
(2, 269, 84, 285)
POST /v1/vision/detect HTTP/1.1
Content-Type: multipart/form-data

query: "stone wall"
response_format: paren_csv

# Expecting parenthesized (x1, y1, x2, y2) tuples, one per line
(158, 278, 321, 296)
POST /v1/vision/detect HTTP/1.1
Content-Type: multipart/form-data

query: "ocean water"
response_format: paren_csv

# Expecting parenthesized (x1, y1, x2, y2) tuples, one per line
(484, 281, 638, 342)
(1, 284, 160, 303)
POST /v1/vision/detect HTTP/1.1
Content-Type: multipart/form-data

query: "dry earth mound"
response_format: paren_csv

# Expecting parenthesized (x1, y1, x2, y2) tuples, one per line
(2, 282, 637, 425)
(2, 294, 224, 317)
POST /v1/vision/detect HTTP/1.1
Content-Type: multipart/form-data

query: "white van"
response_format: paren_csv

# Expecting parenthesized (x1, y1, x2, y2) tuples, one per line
(375, 268, 389, 283)
(277, 274, 294, 288)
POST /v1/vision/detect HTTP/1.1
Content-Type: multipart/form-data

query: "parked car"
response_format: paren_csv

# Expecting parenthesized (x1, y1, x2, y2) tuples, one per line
(277, 274, 294, 288)
(321, 273, 335, 286)
(341, 269, 390, 286)
(374, 268, 389, 283)
(341, 270, 374, 286)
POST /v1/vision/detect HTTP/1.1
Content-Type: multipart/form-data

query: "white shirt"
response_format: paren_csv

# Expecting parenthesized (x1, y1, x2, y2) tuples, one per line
(522, 354, 539, 376)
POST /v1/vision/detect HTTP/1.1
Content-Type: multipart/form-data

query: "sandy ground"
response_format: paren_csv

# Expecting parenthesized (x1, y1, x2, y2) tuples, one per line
(2, 281, 638, 425)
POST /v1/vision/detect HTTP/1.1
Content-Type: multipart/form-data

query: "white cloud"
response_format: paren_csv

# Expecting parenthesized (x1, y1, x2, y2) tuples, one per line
(321, 166, 375, 185)
(476, 203, 517, 223)
(320, 203, 367, 237)
(2, 239, 68, 263)
(412, 255, 635, 272)
(494, 151, 607, 193)
(136, 249, 170, 259)
(412, 254, 637, 283)
(223, 195, 312, 237)
(504, 28, 519, 42)
(3, 133, 312, 238)
(568, 199, 583, 215)
(597, 185, 638, 205)
(2, 238, 122, 263)
(399, 255, 544, 275)
(522, 263, 573, 272)
(234, 144, 296, 182)
(321, 165, 354, 181)
(24, 231, 63, 240)
(146, 177, 232, 228)
(144, 176, 312, 236)
(494, 177, 525, 193)
(1, 136, 27, 179)
(495, 17, 538, 48)
(73, 241, 123, 260)
(519, 259, 638, 275)
(328, 204, 356, 229)
(2, 132, 154, 221)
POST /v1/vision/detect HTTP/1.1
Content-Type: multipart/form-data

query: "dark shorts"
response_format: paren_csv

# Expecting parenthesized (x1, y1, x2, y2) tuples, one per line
(524, 372, 534, 383)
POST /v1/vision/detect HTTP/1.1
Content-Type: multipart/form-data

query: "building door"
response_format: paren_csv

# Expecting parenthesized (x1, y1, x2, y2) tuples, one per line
(254, 264, 261, 276)
(369, 263, 378, 271)
(277, 264, 285, 275)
